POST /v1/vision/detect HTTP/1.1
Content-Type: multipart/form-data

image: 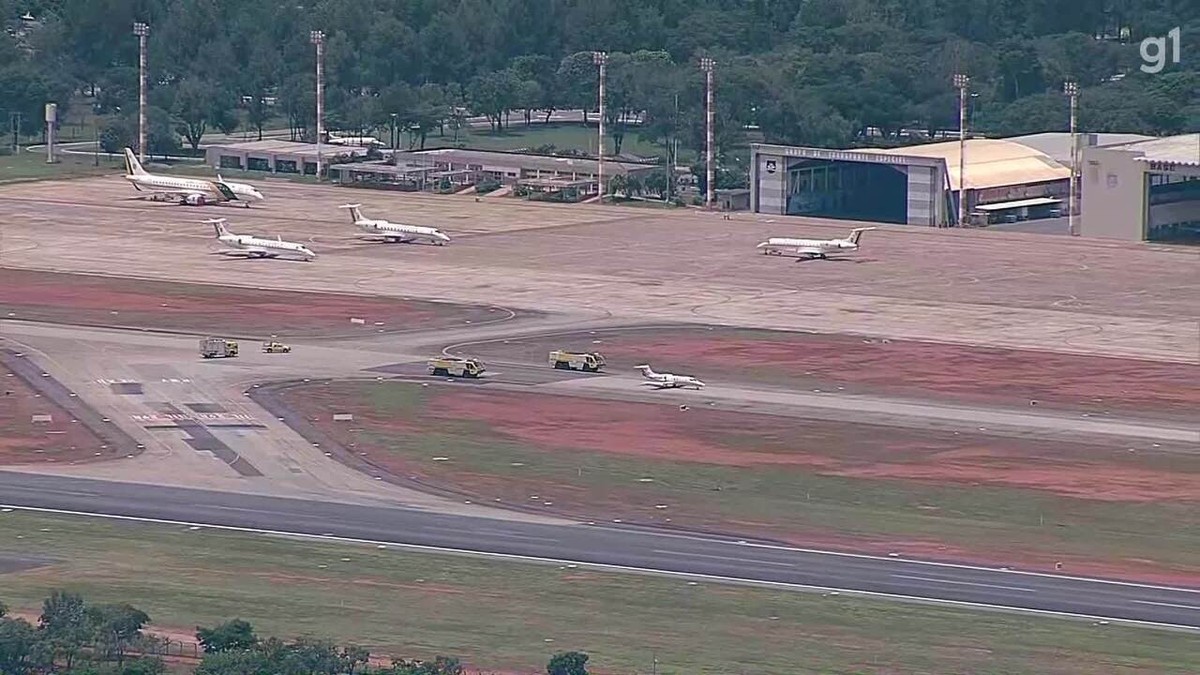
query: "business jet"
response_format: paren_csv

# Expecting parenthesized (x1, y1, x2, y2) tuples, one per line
(635, 365, 706, 390)
(756, 227, 875, 260)
(123, 148, 265, 207)
(206, 219, 316, 261)
(340, 204, 451, 245)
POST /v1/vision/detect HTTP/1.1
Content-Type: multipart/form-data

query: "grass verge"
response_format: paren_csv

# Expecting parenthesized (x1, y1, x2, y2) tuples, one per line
(0, 150, 122, 183)
(2, 510, 1197, 674)
(277, 381, 1200, 583)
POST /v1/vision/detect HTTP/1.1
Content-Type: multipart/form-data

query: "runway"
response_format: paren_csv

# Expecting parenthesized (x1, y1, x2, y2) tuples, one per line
(3, 471, 1198, 630)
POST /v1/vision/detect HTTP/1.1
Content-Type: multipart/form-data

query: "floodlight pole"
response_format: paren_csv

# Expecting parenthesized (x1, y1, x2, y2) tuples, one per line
(133, 22, 149, 163)
(953, 73, 970, 227)
(700, 57, 715, 210)
(593, 51, 607, 200)
(1063, 81, 1079, 237)
(310, 30, 326, 179)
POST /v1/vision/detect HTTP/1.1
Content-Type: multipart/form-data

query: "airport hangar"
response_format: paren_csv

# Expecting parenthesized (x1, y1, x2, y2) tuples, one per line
(1080, 134, 1200, 242)
(750, 132, 1200, 241)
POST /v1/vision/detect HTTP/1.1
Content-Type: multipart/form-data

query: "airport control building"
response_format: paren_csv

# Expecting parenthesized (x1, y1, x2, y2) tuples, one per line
(750, 132, 1200, 241)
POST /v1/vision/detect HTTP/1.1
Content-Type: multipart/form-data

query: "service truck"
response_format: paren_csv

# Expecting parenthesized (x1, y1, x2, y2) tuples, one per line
(548, 350, 606, 372)
(200, 337, 239, 358)
(262, 341, 292, 354)
(428, 356, 486, 378)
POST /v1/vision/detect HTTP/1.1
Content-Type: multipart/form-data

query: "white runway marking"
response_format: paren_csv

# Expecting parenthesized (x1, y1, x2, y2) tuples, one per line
(652, 550, 796, 568)
(892, 574, 1036, 593)
(4, 504, 1197, 633)
(1131, 600, 1200, 611)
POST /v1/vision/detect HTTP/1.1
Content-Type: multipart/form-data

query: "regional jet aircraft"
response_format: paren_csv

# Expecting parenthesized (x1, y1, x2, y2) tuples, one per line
(326, 133, 383, 147)
(207, 219, 316, 261)
(635, 365, 706, 390)
(123, 148, 265, 207)
(756, 227, 875, 260)
(340, 204, 451, 245)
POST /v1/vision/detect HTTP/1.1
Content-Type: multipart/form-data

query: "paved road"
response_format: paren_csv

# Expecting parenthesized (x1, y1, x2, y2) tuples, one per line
(3, 471, 1198, 630)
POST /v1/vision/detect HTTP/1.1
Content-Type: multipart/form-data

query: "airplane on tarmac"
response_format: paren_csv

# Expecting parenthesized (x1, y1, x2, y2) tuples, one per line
(756, 227, 875, 260)
(206, 219, 316, 261)
(123, 148, 265, 207)
(635, 364, 706, 390)
(326, 133, 383, 147)
(339, 204, 451, 245)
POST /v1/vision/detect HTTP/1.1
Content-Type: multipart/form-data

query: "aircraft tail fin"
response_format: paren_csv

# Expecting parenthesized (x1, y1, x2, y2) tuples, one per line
(339, 203, 365, 223)
(123, 148, 148, 176)
(635, 364, 656, 378)
(204, 218, 230, 237)
(847, 227, 876, 245)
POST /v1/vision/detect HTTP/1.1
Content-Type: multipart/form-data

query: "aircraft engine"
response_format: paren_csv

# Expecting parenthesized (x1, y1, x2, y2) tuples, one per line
(184, 194, 207, 206)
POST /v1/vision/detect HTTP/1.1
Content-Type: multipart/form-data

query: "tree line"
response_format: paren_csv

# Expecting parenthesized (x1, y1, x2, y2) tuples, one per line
(0, 593, 594, 675)
(1, 0, 1196, 172)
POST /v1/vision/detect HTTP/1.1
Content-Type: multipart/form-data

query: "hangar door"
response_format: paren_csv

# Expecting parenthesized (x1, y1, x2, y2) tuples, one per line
(785, 159, 907, 224)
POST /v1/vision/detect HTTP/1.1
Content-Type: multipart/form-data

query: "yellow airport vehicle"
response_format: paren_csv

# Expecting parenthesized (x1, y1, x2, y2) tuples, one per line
(199, 337, 239, 358)
(548, 350, 606, 372)
(428, 356, 486, 378)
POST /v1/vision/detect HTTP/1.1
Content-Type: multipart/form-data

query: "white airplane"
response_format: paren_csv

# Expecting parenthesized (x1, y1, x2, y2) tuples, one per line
(635, 364, 705, 390)
(756, 227, 875, 259)
(123, 148, 265, 207)
(326, 133, 383, 147)
(206, 219, 316, 261)
(339, 204, 451, 245)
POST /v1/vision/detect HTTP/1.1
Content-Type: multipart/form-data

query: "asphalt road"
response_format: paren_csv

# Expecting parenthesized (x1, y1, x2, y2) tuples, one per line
(3, 471, 1198, 630)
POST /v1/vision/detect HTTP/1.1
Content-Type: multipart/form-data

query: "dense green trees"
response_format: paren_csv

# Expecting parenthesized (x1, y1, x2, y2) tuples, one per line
(1, 0, 1195, 171)
(1, 594, 591, 675)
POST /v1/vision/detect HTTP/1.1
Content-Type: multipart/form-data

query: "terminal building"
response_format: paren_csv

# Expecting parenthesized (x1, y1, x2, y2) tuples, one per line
(331, 148, 659, 196)
(204, 140, 373, 175)
(750, 132, 1199, 240)
(204, 142, 660, 200)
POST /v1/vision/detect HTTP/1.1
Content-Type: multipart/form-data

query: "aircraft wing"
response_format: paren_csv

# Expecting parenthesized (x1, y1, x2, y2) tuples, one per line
(243, 246, 273, 257)
(796, 246, 824, 254)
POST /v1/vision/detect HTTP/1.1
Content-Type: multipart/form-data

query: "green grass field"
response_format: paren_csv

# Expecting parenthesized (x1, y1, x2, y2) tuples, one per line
(0, 149, 122, 183)
(2, 510, 1196, 674)
(281, 382, 1200, 582)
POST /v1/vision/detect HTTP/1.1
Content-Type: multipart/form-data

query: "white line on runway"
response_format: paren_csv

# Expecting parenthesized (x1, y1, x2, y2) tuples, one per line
(1131, 600, 1200, 611)
(5, 503, 1197, 633)
(701, 537, 1200, 595)
(892, 574, 1036, 593)
(652, 550, 795, 568)
(420, 526, 560, 543)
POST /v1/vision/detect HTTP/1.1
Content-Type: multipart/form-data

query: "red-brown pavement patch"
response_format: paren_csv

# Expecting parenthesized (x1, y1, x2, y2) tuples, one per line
(426, 391, 1200, 503)
(0, 268, 500, 337)
(0, 364, 113, 465)
(278, 382, 1200, 585)
(834, 457, 1200, 502)
(431, 391, 843, 468)
(466, 327, 1198, 420)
